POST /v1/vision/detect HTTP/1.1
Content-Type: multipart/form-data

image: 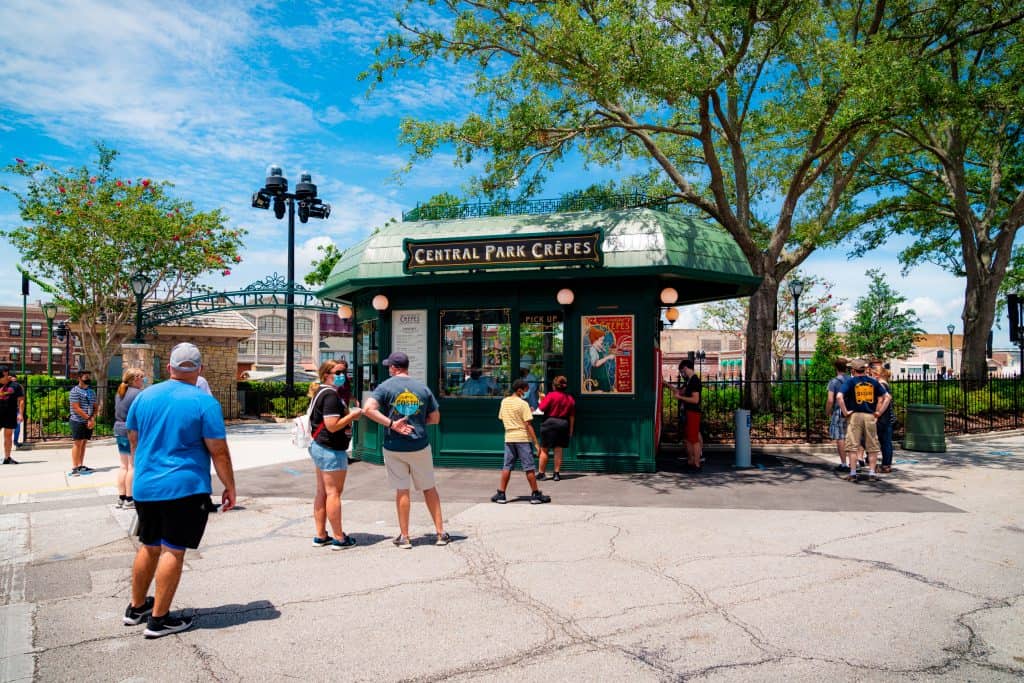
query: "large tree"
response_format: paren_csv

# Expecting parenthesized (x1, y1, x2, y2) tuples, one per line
(368, 0, 992, 408)
(1, 145, 244, 398)
(844, 269, 924, 361)
(857, 6, 1024, 383)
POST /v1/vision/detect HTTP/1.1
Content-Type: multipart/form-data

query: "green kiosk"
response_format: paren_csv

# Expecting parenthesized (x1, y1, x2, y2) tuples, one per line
(318, 201, 759, 473)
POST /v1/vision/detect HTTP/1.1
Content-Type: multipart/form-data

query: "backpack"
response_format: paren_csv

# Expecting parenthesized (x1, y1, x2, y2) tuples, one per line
(292, 387, 334, 448)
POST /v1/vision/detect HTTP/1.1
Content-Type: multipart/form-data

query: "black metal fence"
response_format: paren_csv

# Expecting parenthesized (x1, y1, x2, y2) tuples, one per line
(661, 375, 1024, 445)
(19, 379, 314, 443)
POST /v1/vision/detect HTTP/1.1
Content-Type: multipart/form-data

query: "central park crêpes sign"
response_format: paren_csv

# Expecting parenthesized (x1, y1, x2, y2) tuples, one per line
(403, 230, 602, 273)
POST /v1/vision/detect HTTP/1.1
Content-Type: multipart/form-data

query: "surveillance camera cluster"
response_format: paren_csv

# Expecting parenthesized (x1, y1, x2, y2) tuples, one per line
(250, 165, 331, 224)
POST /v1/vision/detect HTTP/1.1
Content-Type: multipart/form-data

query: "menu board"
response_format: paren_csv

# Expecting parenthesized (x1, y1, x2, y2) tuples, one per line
(391, 309, 428, 384)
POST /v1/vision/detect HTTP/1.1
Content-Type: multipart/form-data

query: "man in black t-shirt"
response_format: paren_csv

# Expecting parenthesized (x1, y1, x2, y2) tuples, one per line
(0, 366, 25, 464)
(837, 358, 890, 481)
(671, 359, 703, 471)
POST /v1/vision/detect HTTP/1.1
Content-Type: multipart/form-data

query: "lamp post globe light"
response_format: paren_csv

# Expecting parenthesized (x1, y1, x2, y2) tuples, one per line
(41, 301, 57, 377)
(252, 166, 331, 397)
(947, 323, 955, 376)
(130, 272, 150, 345)
(788, 278, 804, 381)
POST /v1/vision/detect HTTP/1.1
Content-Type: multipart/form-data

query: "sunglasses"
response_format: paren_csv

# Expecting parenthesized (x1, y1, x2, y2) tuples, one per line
(333, 369, 346, 375)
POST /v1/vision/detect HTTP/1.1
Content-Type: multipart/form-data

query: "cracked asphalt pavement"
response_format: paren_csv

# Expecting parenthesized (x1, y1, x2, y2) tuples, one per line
(2, 425, 1022, 681)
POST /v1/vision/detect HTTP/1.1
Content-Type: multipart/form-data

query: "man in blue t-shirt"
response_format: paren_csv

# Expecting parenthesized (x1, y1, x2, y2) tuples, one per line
(363, 351, 450, 549)
(837, 358, 890, 481)
(123, 343, 236, 639)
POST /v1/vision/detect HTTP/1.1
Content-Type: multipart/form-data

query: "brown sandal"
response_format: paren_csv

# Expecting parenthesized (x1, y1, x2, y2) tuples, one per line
(878, 465, 892, 474)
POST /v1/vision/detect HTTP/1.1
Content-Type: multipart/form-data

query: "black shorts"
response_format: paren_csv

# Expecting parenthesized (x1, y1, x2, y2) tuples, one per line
(69, 420, 93, 441)
(540, 417, 571, 449)
(135, 494, 214, 550)
(0, 416, 17, 430)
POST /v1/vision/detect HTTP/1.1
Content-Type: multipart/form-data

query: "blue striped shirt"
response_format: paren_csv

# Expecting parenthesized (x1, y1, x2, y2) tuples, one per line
(69, 385, 96, 423)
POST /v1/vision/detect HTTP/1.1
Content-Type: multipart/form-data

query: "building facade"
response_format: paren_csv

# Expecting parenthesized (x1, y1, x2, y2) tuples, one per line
(0, 305, 82, 376)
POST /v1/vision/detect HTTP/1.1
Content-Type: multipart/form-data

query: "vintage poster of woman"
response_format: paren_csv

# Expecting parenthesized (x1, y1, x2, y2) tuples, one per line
(581, 315, 634, 394)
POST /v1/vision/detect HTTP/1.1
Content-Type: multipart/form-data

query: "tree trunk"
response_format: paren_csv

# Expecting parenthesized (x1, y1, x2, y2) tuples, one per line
(745, 274, 779, 411)
(960, 273, 999, 387)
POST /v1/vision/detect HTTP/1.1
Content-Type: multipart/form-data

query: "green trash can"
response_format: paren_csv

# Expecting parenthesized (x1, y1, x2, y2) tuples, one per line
(903, 403, 946, 452)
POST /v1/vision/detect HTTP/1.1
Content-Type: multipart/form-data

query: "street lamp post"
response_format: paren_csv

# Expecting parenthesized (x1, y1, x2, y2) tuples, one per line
(788, 279, 804, 381)
(41, 302, 57, 376)
(130, 272, 150, 344)
(252, 166, 331, 398)
(946, 323, 955, 377)
(55, 320, 71, 377)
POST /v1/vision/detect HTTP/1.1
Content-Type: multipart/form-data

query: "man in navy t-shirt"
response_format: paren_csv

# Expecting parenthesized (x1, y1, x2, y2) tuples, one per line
(123, 343, 236, 638)
(837, 358, 890, 481)
(363, 351, 450, 549)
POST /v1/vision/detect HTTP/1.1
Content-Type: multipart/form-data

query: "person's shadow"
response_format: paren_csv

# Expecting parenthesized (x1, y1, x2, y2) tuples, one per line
(193, 600, 281, 630)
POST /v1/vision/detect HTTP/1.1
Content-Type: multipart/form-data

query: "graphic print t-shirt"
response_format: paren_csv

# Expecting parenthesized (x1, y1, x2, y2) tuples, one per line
(840, 375, 886, 414)
(371, 375, 439, 452)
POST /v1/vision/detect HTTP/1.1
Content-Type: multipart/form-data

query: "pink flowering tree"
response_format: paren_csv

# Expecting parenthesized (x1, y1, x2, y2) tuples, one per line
(1, 144, 245, 396)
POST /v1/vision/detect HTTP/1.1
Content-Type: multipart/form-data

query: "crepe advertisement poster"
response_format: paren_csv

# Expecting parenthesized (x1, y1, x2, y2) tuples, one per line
(581, 314, 634, 395)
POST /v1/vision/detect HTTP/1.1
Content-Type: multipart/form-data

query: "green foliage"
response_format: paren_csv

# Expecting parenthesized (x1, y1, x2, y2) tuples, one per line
(270, 396, 310, 418)
(808, 310, 846, 381)
(853, 8, 1024, 380)
(845, 269, 925, 360)
(304, 243, 346, 287)
(1, 144, 245, 382)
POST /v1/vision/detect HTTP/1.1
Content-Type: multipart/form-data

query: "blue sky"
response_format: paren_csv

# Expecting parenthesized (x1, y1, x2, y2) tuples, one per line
(0, 0, 1013, 347)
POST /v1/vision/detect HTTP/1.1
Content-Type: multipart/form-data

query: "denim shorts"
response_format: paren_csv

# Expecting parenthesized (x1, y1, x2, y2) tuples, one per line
(115, 435, 131, 455)
(308, 441, 348, 472)
(502, 442, 536, 472)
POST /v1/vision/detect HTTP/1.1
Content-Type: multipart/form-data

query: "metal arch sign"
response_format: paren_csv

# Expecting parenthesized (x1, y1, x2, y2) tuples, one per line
(140, 273, 338, 328)
(402, 230, 602, 273)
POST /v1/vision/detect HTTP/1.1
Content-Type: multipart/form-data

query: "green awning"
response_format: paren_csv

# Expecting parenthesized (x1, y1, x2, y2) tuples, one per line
(318, 207, 760, 302)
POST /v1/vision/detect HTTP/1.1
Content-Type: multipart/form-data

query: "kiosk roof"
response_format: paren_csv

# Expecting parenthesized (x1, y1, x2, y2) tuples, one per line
(317, 207, 759, 301)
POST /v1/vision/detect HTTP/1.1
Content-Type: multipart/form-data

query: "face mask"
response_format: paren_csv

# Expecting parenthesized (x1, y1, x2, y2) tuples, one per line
(333, 374, 346, 387)
(82, 379, 91, 386)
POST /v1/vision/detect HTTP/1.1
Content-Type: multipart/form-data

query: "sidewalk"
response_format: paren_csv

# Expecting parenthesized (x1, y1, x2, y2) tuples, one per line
(2, 426, 1022, 681)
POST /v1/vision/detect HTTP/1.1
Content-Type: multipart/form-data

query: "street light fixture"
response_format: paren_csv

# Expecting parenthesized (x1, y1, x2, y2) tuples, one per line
(130, 272, 150, 344)
(947, 323, 955, 377)
(41, 301, 57, 376)
(54, 320, 71, 377)
(252, 166, 331, 397)
(788, 278, 804, 381)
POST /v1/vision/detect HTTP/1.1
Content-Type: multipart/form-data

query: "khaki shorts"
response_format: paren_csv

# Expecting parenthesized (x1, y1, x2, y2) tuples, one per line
(845, 412, 880, 454)
(383, 446, 436, 491)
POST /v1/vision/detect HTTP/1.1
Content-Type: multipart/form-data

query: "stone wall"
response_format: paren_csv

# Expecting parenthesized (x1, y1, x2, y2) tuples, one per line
(123, 335, 243, 418)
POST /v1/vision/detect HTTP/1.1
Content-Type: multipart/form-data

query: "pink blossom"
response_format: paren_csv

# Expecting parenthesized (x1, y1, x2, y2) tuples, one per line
(86, 201, 93, 207)
(222, 269, 231, 276)
(15, 158, 24, 164)
(142, 179, 150, 187)
(90, 176, 97, 183)
(233, 255, 241, 263)
(116, 180, 123, 187)
(58, 186, 65, 193)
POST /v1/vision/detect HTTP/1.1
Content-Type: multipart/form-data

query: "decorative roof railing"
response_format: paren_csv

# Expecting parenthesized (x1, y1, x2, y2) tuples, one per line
(402, 192, 670, 222)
